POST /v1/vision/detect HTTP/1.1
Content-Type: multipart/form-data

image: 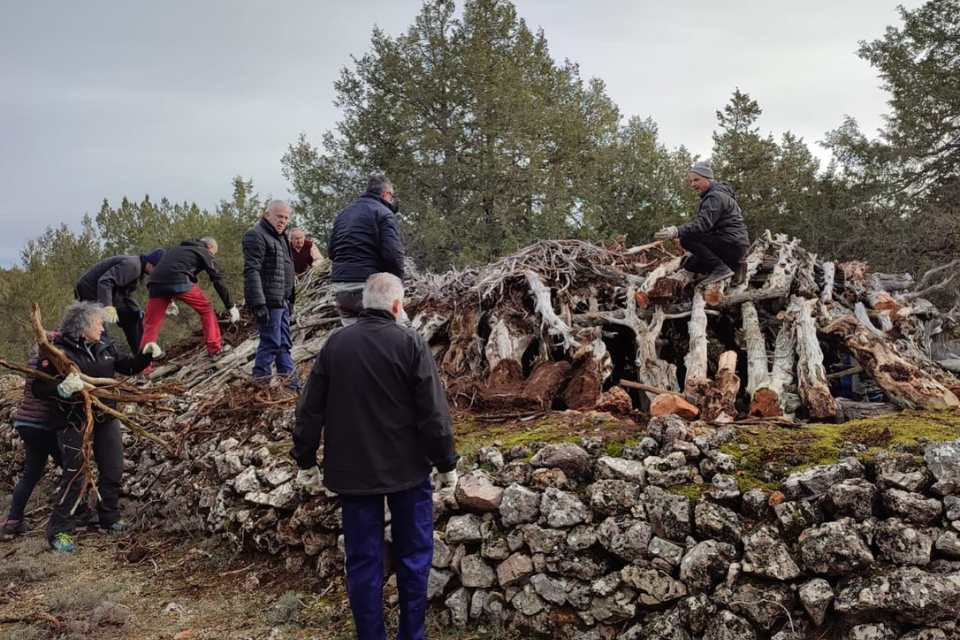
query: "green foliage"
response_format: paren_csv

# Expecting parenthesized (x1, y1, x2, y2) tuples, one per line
(0, 177, 263, 360)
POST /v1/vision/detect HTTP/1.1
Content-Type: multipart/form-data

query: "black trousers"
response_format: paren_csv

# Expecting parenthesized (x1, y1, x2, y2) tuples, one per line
(47, 419, 123, 539)
(8, 427, 61, 522)
(680, 232, 748, 274)
(116, 306, 144, 354)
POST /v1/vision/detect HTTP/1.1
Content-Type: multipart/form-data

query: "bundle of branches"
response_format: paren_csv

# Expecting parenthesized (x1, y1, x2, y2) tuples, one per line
(0, 305, 178, 510)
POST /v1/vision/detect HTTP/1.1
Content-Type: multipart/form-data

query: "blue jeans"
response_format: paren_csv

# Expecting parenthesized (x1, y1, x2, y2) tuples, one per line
(340, 479, 434, 640)
(253, 305, 294, 380)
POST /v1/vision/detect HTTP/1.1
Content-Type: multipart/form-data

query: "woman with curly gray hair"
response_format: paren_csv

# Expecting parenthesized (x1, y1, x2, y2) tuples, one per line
(32, 301, 163, 553)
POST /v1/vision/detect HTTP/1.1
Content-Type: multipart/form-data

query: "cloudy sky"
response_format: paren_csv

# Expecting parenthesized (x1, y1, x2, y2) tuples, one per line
(0, 0, 920, 267)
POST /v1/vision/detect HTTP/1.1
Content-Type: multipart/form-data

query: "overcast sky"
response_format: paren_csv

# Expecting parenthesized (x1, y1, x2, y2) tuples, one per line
(0, 0, 921, 267)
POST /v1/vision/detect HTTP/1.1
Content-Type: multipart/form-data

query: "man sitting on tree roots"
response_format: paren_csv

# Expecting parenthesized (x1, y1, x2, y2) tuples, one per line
(655, 161, 750, 287)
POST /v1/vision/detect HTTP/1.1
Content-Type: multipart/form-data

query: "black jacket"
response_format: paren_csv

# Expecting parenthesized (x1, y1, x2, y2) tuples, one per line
(242, 219, 295, 309)
(292, 309, 458, 495)
(148, 241, 233, 308)
(75, 255, 144, 309)
(328, 192, 404, 283)
(679, 182, 750, 247)
(32, 333, 153, 431)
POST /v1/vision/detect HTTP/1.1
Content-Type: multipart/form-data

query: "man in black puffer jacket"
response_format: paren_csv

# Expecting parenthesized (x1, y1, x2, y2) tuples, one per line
(328, 173, 404, 325)
(243, 200, 296, 386)
(656, 161, 750, 287)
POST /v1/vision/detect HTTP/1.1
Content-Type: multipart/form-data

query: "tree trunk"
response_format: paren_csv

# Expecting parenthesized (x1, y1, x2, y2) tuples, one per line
(790, 296, 837, 419)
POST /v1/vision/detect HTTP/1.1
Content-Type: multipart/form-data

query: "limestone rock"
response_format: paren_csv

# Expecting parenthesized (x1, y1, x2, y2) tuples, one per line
(529, 443, 592, 477)
(243, 482, 295, 509)
(843, 623, 897, 640)
(496, 552, 534, 588)
(455, 471, 504, 512)
(679, 540, 737, 592)
(741, 488, 769, 521)
(706, 473, 741, 504)
(511, 584, 546, 616)
(499, 484, 541, 526)
(883, 488, 944, 525)
(596, 516, 652, 562)
(646, 414, 694, 445)
(798, 578, 833, 626)
(828, 478, 878, 520)
(703, 610, 757, 640)
(620, 566, 687, 605)
(445, 514, 483, 544)
(695, 500, 743, 544)
(539, 488, 590, 528)
(643, 610, 692, 640)
(775, 500, 820, 538)
(799, 518, 875, 575)
(588, 479, 641, 516)
(595, 456, 646, 485)
(460, 554, 496, 588)
(233, 467, 261, 494)
(530, 573, 566, 605)
(936, 530, 960, 559)
(899, 630, 948, 640)
(647, 536, 685, 567)
(783, 456, 864, 500)
(566, 524, 598, 551)
(742, 525, 801, 581)
(834, 566, 960, 623)
(445, 587, 470, 627)
(723, 579, 794, 631)
(427, 568, 454, 600)
(875, 451, 930, 492)
(924, 440, 960, 495)
(521, 524, 566, 554)
(644, 485, 692, 541)
(875, 518, 934, 565)
(678, 593, 716, 635)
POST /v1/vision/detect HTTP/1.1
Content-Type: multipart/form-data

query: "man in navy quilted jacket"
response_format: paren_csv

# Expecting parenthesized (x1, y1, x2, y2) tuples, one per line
(327, 174, 404, 326)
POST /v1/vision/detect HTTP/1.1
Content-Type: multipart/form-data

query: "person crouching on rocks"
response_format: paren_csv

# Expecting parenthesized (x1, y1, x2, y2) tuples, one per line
(32, 301, 163, 553)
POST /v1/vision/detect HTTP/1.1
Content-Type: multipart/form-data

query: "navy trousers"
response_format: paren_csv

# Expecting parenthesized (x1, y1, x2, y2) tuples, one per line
(340, 478, 434, 640)
(8, 426, 61, 522)
(253, 305, 295, 381)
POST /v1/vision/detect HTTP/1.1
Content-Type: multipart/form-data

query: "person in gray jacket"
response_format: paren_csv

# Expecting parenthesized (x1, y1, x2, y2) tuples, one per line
(74, 249, 164, 352)
(243, 200, 297, 386)
(655, 161, 750, 286)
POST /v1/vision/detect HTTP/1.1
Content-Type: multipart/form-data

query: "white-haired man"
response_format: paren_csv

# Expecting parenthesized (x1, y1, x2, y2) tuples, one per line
(289, 227, 322, 275)
(293, 272, 458, 640)
(243, 200, 297, 387)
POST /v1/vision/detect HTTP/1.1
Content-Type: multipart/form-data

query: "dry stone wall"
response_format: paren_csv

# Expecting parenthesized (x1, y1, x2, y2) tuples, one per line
(97, 407, 960, 640)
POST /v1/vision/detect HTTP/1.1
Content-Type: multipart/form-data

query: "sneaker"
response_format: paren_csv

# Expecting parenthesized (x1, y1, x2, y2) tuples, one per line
(1, 519, 25, 538)
(102, 520, 128, 534)
(700, 265, 735, 287)
(50, 532, 76, 553)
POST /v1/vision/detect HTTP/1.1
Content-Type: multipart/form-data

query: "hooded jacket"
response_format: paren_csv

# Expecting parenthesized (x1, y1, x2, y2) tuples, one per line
(328, 192, 404, 283)
(292, 308, 458, 495)
(679, 181, 750, 247)
(147, 241, 234, 308)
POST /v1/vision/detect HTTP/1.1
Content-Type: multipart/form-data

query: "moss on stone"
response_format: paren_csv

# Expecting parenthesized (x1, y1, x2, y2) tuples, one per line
(667, 483, 704, 501)
(721, 410, 960, 491)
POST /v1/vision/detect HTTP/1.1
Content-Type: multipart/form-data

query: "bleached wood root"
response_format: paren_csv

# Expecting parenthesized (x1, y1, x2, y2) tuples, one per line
(790, 296, 836, 419)
(820, 261, 836, 303)
(684, 291, 709, 394)
(741, 302, 769, 397)
(524, 270, 579, 351)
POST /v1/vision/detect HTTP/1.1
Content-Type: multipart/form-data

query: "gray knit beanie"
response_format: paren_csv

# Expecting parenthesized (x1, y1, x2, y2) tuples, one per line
(690, 161, 714, 180)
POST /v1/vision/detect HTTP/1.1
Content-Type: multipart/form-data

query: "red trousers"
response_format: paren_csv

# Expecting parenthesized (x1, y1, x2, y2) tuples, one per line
(141, 284, 221, 355)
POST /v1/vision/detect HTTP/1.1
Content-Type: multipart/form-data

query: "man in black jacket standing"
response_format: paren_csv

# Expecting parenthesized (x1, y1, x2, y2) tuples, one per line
(328, 174, 404, 326)
(655, 161, 750, 286)
(293, 272, 458, 640)
(243, 200, 296, 386)
(74, 249, 164, 352)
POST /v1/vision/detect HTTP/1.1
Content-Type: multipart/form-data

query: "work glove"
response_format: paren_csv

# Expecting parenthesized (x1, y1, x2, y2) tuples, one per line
(436, 469, 459, 491)
(296, 467, 323, 494)
(228, 306, 241, 324)
(57, 372, 85, 398)
(166, 302, 180, 317)
(103, 306, 119, 323)
(654, 225, 679, 241)
(254, 305, 270, 324)
(142, 342, 163, 359)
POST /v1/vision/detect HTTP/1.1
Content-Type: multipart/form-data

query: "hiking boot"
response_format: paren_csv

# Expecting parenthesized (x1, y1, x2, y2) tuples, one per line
(1, 519, 25, 538)
(50, 532, 76, 553)
(699, 265, 735, 287)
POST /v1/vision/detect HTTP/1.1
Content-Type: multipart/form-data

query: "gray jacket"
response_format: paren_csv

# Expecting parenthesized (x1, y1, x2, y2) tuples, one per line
(75, 255, 143, 308)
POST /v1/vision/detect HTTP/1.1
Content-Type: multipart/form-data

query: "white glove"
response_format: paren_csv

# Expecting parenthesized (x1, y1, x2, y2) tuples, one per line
(229, 306, 241, 324)
(142, 342, 164, 359)
(436, 469, 459, 490)
(654, 225, 679, 240)
(296, 467, 323, 494)
(57, 372, 86, 398)
(165, 302, 180, 317)
(103, 306, 119, 323)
